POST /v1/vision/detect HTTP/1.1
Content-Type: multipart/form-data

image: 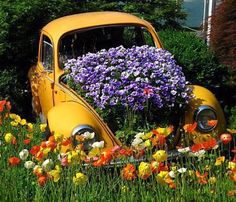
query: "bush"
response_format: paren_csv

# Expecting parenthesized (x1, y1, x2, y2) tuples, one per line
(158, 29, 227, 91)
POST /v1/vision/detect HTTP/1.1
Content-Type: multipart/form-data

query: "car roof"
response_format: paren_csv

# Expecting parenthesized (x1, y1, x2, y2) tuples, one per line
(42, 11, 153, 41)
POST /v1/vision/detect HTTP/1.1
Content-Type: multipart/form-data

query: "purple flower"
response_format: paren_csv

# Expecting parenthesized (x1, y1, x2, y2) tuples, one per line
(65, 45, 192, 111)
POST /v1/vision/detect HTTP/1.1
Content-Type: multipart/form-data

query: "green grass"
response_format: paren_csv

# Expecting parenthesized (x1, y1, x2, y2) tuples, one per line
(0, 110, 235, 201)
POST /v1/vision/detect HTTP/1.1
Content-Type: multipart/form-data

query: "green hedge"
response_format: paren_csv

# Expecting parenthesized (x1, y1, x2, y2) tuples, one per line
(158, 29, 227, 90)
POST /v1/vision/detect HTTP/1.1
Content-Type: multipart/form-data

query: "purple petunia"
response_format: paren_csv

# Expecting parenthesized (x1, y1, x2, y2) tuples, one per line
(65, 45, 192, 111)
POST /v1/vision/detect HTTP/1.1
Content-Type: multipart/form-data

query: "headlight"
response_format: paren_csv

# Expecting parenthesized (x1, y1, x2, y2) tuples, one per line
(194, 105, 217, 132)
(72, 125, 98, 150)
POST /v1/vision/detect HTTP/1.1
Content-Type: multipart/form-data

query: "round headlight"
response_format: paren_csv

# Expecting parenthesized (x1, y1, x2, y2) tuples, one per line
(72, 125, 98, 150)
(194, 105, 217, 132)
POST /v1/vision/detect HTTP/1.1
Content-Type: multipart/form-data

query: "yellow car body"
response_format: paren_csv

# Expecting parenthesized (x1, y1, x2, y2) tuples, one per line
(28, 12, 225, 150)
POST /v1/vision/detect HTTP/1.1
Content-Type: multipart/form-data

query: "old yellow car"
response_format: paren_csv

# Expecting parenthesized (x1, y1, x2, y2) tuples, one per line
(28, 12, 225, 151)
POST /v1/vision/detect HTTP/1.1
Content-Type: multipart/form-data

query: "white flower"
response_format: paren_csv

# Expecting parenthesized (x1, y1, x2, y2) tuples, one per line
(42, 159, 54, 172)
(19, 149, 29, 160)
(131, 138, 143, 147)
(177, 167, 187, 173)
(135, 132, 144, 139)
(82, 131, 95, 140)
(91, 141, 104, 148)
(24, 161, 35, 169)
(177, 147, 190, 154)
(168, 171, 176, 178)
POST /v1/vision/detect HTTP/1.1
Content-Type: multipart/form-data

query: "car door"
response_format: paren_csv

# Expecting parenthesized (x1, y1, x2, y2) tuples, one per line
(36, 34, 55, 121)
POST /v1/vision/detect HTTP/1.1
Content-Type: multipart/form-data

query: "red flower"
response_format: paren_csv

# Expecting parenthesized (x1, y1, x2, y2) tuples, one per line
(0, 100, 6, 112)
(38, 175, 47, 186)
(8, 157, 21, 166)
(23, 139, 31, 145)
(191, 138, 217, 152)
(157, 162, 169, 173)
(30, 145, 41, 155)
(61, 138, 71, 146)
(11, 137, 17, 145)
(121, 164, 136, 180)
(143, 88, 153, 95)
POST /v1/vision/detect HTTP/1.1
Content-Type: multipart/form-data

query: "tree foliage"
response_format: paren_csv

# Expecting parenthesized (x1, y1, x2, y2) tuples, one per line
(210, 0, 236, 85)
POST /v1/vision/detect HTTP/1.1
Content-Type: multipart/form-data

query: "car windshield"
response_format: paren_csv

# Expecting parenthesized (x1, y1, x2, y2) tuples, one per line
(59, 25, 155, 68)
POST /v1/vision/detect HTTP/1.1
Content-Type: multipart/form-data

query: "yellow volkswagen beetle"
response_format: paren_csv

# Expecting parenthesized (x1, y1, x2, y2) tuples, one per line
(28, 12, 225, 150)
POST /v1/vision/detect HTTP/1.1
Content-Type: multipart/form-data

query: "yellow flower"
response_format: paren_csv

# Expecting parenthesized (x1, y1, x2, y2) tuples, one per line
(10, 121, 18, 127)
(54, 132, 63, 142)
(228, 161, 236, 170)
(138, 162, 152, 180)
(14, 115, 21, 123)
(9, 113, 17, 119)
(4, 133, 13, 143)
(208, 176, 217, 184)
(73, 172, 88, 186)
(49, 165, 61, 182)
(27, 123, 34, 132)
(42, 148, 51, 156)
(142, 132, 152, 140)
(40, 124, 47, 132)
(215, 156, 225, 166)
(144, 139, 152, 149)
(156, 126, 173, 137)
(20, 119, 27, 126)
(156, 171, 169, 185)
(68, 151, 80, 164)
(152, 150, 167, 162)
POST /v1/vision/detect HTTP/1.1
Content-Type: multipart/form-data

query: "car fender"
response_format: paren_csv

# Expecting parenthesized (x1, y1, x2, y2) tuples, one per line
(185, 85, 226, 134)
(47, 101, 121, 148)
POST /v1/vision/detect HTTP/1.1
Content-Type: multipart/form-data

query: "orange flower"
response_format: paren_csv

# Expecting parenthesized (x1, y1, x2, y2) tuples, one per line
(121, 164, 136, 180)
(207, 120, 218, 127)
(61, 138, 71, 146)
(150, 161, 159, 173)
(0, 100, 6, 112)
(191, 138, 217, 152)
(183, 122, 197, 133)
(30, 145, 41, 155)
(196, 171, 208, 184)
(38, 175, 47, 186)
(8, 157, 21, 166)
(23, 139, 31, 145)
(11, 137, 17, 145)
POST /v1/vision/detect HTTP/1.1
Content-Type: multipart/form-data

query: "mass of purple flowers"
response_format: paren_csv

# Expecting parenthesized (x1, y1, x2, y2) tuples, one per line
(65, 45, 191, 111)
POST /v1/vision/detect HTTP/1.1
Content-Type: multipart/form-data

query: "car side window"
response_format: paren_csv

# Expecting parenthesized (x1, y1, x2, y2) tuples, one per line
(41, 35, 53, 71)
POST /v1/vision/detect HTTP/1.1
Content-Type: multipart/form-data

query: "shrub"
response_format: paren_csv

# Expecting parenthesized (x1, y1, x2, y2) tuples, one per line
(158, 29, 227, 91)
(229, 106, 236, 129)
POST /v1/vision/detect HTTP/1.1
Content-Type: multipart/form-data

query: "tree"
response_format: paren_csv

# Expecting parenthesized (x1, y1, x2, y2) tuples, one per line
(210, 0, 236, 86)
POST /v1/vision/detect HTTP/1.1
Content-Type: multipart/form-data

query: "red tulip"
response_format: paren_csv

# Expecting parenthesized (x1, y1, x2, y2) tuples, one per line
(220, 133, 232, 144)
